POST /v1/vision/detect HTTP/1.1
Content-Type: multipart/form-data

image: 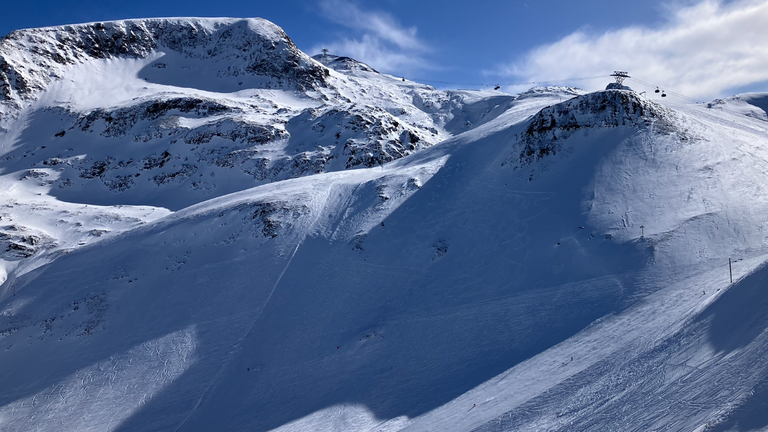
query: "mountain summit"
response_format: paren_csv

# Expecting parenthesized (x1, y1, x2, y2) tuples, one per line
(2, 17, 768, 432)
(0, 18, 327, 110)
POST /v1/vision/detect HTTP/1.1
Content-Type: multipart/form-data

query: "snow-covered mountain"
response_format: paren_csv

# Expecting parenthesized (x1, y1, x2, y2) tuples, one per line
(2, 17, 768, 432)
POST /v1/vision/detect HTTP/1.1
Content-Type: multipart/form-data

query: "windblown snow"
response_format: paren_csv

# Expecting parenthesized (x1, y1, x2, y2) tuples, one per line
(1, 17, 768, 432)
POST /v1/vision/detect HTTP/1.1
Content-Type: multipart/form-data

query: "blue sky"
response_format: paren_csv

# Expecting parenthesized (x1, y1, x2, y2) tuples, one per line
(2, 0, 767, 100)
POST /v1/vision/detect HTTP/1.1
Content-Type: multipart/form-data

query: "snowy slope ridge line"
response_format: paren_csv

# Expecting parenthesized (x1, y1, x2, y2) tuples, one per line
(707, 92, 768, 123)
(0, 147, 449, 303)
(173, 183, 333, 432)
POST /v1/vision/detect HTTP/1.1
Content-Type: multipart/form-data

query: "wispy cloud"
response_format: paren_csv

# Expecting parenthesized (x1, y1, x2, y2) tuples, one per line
(312, 0, 431, 74)
(492, 0, 768, 99)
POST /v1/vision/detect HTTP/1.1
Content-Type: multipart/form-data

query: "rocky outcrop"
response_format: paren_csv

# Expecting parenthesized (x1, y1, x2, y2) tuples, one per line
(505, 90, 678, 168)
(78, 97, 234, 137)
(312, 53, 378, 73)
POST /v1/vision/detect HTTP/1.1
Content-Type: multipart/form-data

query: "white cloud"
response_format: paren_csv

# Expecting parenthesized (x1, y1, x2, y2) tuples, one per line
(494, 0, 768, 99)
(312, 0, 430, 74)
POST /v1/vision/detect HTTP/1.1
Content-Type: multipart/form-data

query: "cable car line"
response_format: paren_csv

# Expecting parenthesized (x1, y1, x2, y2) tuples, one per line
(401, 74, 610, 89)
(626, 77, 705, 103)
(403, 74, 706, 105)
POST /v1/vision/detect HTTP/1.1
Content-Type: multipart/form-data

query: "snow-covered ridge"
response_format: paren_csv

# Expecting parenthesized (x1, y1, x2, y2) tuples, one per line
(0, 17, 327, 113)
(707, 92, 768, 122)
(506, 90, 679, 168)
(0, 17, 586, 213)
(312, 53, 379, 73)
(0, 17, 582, 302)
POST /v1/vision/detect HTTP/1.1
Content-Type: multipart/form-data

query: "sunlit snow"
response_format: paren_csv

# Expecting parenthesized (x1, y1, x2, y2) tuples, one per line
(1, 17, 768, 432)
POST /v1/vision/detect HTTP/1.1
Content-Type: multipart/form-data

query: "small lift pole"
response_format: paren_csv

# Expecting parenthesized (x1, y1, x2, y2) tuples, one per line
(729, 258, 733, 284)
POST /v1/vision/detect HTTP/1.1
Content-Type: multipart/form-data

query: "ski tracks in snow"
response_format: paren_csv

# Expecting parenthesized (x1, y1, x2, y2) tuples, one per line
(171, 185, 334, 432)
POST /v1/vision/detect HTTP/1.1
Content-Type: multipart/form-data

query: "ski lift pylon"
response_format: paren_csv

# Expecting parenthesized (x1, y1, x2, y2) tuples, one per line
(610, 71, 630, 86)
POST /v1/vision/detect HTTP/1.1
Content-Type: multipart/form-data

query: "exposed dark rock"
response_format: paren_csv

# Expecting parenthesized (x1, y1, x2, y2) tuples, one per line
(506, 90, 678, 169)
(80, 158, 114, 179)
(79, 97, 233, 137)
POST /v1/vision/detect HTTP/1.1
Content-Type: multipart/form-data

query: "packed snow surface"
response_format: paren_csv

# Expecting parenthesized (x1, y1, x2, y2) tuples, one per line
(2, 17, 768, 432)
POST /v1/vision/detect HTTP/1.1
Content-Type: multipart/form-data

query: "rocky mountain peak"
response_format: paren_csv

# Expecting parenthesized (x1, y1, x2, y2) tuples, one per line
(311, 53, 378, 73)
(506, 89, 676, 168)
(0, 18, 329, 112)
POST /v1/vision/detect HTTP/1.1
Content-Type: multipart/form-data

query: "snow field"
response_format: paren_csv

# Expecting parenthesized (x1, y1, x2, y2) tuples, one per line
(2, 17, 768, 432)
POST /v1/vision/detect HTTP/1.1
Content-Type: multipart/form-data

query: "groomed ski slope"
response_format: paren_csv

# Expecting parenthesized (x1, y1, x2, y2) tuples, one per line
(1, 18, 768, 432)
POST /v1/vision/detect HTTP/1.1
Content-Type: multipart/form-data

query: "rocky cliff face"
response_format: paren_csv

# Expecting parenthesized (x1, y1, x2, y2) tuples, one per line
(505, 90, 681, 169)
(0, 18, 329, 116)
(312, 53, 379, 73)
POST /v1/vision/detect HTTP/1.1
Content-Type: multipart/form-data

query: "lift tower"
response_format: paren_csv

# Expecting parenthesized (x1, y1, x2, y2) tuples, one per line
(610, 71, 630, 86)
